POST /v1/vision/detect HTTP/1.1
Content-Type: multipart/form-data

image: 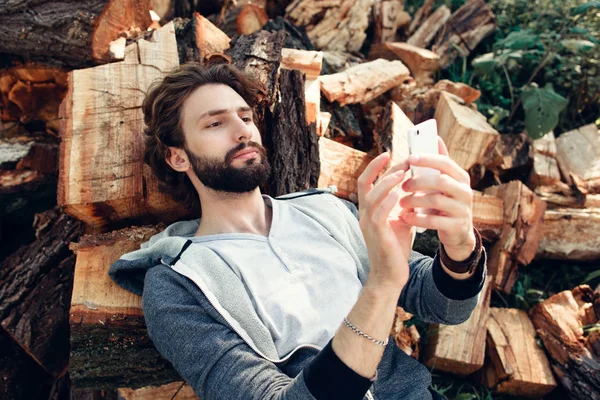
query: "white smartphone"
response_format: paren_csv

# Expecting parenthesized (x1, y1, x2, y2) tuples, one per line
(407, 119, 440, 233)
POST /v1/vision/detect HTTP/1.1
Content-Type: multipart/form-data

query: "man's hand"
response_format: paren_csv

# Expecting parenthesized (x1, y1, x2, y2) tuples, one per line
(399, 137, 476, 262)
(357, 152, 413, 291)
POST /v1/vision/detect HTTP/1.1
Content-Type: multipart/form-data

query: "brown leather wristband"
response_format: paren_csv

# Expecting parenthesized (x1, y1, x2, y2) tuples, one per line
(439, 227, 483, 274)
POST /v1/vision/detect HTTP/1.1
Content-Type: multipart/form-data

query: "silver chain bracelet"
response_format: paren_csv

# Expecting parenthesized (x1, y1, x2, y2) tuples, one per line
(343, 318, 389, 346)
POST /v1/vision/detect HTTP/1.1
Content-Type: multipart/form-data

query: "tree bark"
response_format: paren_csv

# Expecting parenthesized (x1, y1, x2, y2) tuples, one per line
(0, 0, 152, 68)
(265, 69, 320, 196)
(529, 285, 600, 400)
(0, 211, 84, 377)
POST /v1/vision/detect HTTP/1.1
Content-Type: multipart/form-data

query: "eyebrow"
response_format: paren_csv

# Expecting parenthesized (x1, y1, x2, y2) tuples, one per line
(196, 106, 253, 125)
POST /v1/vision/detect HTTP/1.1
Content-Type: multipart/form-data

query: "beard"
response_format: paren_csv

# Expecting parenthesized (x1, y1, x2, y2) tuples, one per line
(186, 141, 271, 193)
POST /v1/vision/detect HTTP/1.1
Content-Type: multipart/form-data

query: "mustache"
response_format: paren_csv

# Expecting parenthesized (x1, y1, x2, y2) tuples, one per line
(225, 141, 266, 163)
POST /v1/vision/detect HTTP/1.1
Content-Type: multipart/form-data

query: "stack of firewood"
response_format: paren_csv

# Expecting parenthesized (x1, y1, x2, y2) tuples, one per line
(1, 0, 598, 399)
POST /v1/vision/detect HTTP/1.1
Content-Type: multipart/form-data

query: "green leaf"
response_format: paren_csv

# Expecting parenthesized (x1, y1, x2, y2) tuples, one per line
(570, 27, 589, 35)
(583, 269, 600, 283)
(487, 106, 510, 128)
(570, 1, 600, 16)
(561, 39, 596, 52)
(454, 394, 477, 400)
(472, 52, 498, 75)
(495, 30, 539, 50)
(521, 84, 569, 139)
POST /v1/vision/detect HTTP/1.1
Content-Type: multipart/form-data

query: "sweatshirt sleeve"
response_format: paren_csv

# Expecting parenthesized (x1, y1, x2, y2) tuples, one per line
(142, 265, 373, 400)
(398, 248, 487, 325)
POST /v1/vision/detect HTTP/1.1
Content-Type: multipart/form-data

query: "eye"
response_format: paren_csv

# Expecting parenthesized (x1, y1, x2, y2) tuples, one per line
(242, 116, 252, 122)
(206, 121, 221, 128)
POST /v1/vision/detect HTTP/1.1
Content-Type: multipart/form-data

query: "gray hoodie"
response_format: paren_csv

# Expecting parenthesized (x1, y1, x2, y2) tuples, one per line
(109, 188, 487, 400)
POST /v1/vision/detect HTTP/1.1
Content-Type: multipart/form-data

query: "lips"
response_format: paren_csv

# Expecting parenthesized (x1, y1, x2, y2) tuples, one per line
(233, 149, 259, 159)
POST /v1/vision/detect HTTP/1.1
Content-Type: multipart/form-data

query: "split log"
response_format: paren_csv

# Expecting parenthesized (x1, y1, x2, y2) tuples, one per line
(69, 225, 181, 388)
(556, 124, 600, 193)
(226, 30, 286, 112)
(236, 4, 270, 35)
(472, 191, 504, 242)
(432, 79, 480, 104)
(286, 0, 372, 52)
(373, 101, 412, 219)
(372, 0, 411, 44)
(433, 0, 496, 69)
(368, 42, 440, 85)
(533, 130, 558, 157)
(407, 5, 451, 49)
(317, 137, 373, 202)
(478, 308, 557, 398)
(434, 90, 499, 185)
(315, 100, 365, 149)
(194, 13, 231, 63)
(529, 131, 561, 187)
(391, 80, 479, 125)
(317, 111, 331, 137)
(304, 79, 320, 126)
(208, 2, 268, 38)
(483, 181, 546, 293)
(280, 49, 323, 125)
(0, 328, 56, 400)
(0, 64, 68, 135)
(319, 59, 410, 106)
(0, 0, 152, 68)
(263, 16, 316, 53)
(537, 207, 600, 261)
(534, 183, 600, 209)
(0, 212, 84, 377)
(322, 51, 364, 73)
(0, 138, 59, 259)
(265, 69, 320, 197)
(118, 381, 198, 399)
(280, 49, 323, 80)
(407, 0, 434, 37)
(488, 132, 533, 183)
(391, 307, 419, 359)
(422, 278, 492, 376)
(530, 285, 600, 400)
(58, 23, 188, 232)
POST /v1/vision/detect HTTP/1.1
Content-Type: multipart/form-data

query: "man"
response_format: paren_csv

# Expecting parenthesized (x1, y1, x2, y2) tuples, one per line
(109, 63, 487, 400)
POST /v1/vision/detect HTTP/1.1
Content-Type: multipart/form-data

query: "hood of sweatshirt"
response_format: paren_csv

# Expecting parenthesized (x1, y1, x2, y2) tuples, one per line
(107, 187, 346, 297)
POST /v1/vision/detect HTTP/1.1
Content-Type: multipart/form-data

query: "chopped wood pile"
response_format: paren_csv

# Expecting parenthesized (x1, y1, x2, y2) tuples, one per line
(1, 0, 599, 399)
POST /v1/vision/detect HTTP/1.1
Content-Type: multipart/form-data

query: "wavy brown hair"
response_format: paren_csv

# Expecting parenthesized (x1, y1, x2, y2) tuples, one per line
(142, 63, 262, 214)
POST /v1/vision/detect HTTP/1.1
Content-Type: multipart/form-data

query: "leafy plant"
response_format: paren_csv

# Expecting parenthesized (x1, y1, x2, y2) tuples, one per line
(466, 0, 600, 137)
(521, 83, 569, 139)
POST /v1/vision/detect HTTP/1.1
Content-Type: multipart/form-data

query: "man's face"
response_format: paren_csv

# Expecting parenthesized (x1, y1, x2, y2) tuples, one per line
(180, 83, 271, 193)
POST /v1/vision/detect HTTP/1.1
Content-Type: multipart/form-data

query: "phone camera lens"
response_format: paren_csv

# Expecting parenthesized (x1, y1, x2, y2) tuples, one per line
(416, 130, 419, 135)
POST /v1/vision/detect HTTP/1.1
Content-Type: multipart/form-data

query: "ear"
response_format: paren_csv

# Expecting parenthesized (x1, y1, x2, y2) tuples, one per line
(165, 146, 190, 172)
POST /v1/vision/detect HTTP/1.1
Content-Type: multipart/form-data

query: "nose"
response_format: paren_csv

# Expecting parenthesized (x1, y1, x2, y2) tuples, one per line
(233, 114, 253, 142)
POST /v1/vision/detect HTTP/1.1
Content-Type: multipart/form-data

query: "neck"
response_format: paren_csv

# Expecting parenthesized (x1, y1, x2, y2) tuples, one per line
(194, 187, 272, 237)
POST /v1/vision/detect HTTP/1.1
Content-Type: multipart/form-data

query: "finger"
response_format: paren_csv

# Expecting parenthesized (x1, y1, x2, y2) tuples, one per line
(372, 190, 400, 225)
(365, 170, 406, 212)
(402, 174, 472, 204)
(400, 212, 467, 232)
(357, 152, 390, 203)
(407, 153, 470, 185)
(399, 193, 469, 217)
(377, 158, 410, 182)
(438, 136, 449, 157)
